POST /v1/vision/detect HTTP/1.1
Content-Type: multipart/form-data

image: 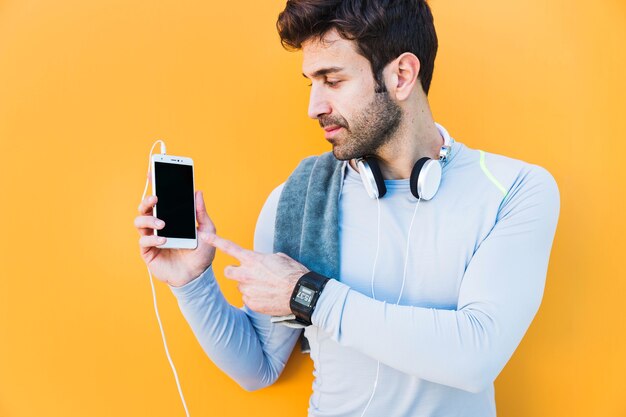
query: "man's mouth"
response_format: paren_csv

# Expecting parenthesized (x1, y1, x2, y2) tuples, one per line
(323, 125, 343, 140)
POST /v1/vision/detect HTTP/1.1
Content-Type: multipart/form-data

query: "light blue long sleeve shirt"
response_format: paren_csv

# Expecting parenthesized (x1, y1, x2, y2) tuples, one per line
(170, 124, 560, 416)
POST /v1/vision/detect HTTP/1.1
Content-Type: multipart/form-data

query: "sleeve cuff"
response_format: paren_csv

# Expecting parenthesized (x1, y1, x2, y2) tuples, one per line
(311, 278, 350, 332)
(169, 264, 215, 300)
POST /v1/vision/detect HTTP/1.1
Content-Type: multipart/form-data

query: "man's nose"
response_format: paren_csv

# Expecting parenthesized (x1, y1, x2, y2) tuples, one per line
(307, 86, 332, 120)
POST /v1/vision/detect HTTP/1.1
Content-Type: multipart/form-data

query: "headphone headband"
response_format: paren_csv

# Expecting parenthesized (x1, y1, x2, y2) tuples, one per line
(436, 122, 453, 167)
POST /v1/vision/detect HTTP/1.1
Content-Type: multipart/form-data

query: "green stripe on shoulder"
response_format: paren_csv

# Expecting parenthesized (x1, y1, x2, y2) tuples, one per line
(479, 150, 508, 197)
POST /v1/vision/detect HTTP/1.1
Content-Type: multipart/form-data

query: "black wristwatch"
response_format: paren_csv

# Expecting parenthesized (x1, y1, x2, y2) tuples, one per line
(290, 271, 330, 326)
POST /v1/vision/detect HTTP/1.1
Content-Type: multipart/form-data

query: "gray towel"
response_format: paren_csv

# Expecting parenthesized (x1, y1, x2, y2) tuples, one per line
(273, 152, 344, 352)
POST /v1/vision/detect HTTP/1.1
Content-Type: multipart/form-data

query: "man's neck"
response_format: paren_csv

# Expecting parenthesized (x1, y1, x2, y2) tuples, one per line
(349, 114, 444, 180)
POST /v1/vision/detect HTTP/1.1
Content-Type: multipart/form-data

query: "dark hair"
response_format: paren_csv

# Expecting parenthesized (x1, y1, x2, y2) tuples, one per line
(277, 0, 438, 95)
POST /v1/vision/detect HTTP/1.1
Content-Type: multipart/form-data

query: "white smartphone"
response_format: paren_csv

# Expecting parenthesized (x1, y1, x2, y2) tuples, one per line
(151, 153, 198, 249)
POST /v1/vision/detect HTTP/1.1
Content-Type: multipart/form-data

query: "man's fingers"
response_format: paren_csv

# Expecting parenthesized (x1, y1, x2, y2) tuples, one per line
(139, 234, 167, 248)
(203, 233, 258, 263)
(224, 265, 252, 282)
(195, 191, 216, 231)
(138, 195, 157, 215)
(134, 215, 165, 236)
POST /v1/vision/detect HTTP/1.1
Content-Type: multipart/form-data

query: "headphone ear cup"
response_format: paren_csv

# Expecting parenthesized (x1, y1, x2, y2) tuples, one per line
(359, 157, 387, 199)
(410, 157, 442, 200)
(410, 157, 430, 199)
(365, 157, 387, 198)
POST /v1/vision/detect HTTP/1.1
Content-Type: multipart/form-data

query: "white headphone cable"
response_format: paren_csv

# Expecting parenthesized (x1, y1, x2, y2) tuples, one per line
(370, 197, 382, 300)
(360, 197, 382, 417)
(397, 196, 421, 304)
(360, 194, 421, 417)
(141, 139, 191, 417)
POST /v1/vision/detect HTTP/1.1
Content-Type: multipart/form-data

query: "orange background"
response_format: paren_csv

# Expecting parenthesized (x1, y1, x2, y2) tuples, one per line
(0, 0, 624, 416)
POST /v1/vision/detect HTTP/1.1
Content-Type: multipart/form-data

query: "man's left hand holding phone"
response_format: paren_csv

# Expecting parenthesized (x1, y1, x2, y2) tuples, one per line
(134, 153, 216, 288)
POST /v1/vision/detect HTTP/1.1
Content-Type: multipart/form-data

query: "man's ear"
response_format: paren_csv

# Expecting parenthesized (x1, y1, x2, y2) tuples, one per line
(388, 52, 421, 101)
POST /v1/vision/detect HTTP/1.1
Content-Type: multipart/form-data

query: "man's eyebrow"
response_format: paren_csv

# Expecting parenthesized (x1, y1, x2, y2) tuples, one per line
(302, 67, 345, 79)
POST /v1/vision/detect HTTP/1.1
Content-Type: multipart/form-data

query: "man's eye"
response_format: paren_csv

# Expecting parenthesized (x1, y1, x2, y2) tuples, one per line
(306, 80, 341, 87)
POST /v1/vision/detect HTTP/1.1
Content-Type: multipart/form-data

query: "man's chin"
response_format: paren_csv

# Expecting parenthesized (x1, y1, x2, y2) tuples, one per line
(332, 142, 368, 161)
(331, 146, 353, 161)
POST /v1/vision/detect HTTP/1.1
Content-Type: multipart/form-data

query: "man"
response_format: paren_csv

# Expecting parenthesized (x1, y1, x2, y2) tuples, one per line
(134, 0, 560, 415)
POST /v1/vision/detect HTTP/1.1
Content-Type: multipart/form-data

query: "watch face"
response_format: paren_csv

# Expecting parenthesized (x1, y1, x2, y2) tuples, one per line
(294, 286, 315, 308)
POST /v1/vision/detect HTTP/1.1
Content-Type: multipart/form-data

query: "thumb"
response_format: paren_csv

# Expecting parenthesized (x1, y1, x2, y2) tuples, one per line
(195, 190, 215, 231)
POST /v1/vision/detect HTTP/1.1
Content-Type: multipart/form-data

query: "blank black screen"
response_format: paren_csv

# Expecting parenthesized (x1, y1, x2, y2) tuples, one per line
(154, 161, 195, 239)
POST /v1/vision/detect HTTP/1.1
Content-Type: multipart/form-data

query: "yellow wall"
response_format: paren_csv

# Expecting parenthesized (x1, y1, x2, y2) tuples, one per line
(0, 0, 624, 416)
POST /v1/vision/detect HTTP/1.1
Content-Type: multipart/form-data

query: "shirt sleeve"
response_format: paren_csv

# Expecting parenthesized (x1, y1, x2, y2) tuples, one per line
(311, 165, 561, 393)
(169, 182, 302, 391)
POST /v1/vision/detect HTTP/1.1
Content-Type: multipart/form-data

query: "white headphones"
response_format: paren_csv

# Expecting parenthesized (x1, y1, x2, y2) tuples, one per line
(354, 124, 453, 200)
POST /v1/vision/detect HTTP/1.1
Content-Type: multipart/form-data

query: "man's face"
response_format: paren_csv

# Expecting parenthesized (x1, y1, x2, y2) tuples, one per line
(302, 29, 402, 160)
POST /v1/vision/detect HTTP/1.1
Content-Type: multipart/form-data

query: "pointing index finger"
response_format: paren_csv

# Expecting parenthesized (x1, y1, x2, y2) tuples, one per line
(205, 233, 258, 263)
